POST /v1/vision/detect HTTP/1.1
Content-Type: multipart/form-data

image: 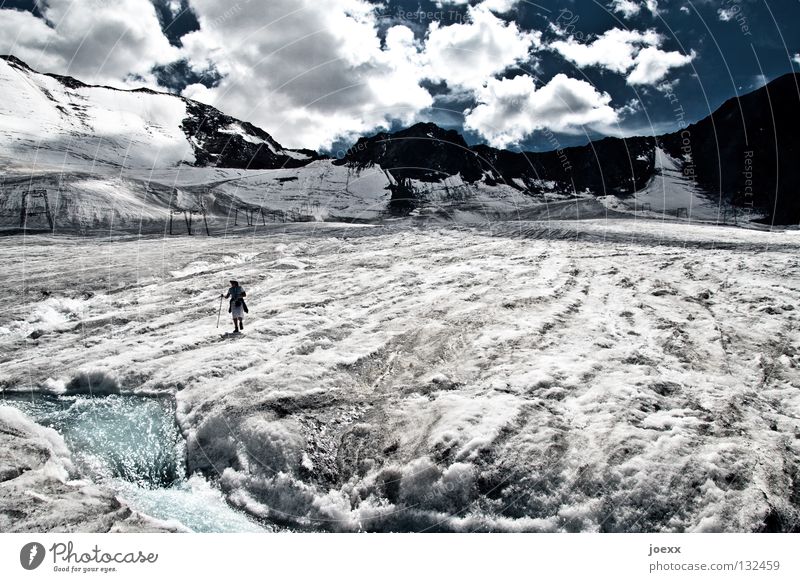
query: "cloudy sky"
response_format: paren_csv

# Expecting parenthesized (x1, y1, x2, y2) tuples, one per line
(1, 0, 799, 153)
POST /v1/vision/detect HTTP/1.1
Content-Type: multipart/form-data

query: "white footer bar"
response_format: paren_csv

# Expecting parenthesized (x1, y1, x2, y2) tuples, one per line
(1, 533, 796, 581)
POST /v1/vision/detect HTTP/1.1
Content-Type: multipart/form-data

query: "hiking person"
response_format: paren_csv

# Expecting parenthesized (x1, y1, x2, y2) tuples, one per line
(222, 280, 248, 333)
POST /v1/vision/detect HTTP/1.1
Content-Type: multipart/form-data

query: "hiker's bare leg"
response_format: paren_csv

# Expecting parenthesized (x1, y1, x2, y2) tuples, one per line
(238, 318, 244, 330)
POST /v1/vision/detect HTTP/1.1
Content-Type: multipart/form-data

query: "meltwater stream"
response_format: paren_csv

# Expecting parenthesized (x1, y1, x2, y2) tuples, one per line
(3, 393, 267, 532)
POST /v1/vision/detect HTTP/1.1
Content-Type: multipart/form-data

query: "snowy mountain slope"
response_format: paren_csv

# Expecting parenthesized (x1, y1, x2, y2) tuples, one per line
(0, 157, 623, 233)
(344, 123, 727, 222)
(1, 55, 796, 231)
(660, 72, 800, 225)
(0, 55, 315, 171)
(0, 56, 194, 169)
(632, 148, 730, 220)
(341, 74, 800, 224)
(0, 161, 398, 231)
(0, 55, 569, 231)
(1, 222, 798, 532)
(342, 122, 655, 200)
(595, 148, 747, 222)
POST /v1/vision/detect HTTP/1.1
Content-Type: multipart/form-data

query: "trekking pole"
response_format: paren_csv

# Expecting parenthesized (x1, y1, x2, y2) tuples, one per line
(216, 294, 223, 328)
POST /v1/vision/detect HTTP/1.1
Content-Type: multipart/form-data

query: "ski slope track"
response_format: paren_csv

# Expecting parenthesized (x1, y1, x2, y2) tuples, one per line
(1, 221, 799, 532)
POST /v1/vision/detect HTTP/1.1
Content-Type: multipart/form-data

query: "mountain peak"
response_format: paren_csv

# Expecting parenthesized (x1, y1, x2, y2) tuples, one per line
(0, 54, 318, 170)
(393, 122, 468, 142)
(1, 54, 33, 71)
(337, 121, 480, 182)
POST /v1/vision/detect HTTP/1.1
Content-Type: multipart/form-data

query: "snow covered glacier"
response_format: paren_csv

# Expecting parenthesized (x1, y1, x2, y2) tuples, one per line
(1, 53, 799, 533)
(1, 220, 799, 532)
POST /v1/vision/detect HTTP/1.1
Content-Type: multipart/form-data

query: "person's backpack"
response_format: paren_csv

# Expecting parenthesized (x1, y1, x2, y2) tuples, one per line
(228, 286, 246, 312)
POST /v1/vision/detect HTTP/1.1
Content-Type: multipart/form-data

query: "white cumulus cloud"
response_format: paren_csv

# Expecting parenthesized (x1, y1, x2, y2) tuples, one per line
(178, 0, 541, 149)
(550, 28, 694, 85)
(551, 28, 660, 74)
(609, 0, 659, 18)
(0, 0, 179, 87)
(435, 0, 521, 11)
(0, 0, 687, 150)
(464, 73, 619, 147)
(627, 46, 695, 84)
(181, 0, 433, 150)
(423, 3, 540, 90)
(479, 0, 522, 12)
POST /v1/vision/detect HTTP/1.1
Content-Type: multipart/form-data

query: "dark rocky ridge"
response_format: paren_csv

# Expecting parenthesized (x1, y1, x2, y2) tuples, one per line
(660, 72, 800, 224)
(180, 100, 320, 169)
(3, 54, 799, 222)
(339, 73, 800, 224)
(339, 123, 485, 182)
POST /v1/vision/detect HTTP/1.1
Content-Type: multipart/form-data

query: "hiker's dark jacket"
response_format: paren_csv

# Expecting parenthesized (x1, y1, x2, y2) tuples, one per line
(225, 286, 247, 313)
